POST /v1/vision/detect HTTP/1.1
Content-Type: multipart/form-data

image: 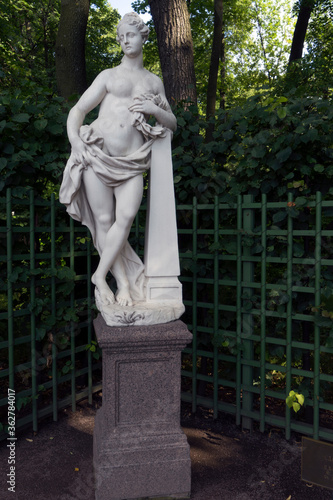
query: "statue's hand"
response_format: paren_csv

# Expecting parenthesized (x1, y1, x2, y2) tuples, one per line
(70, 138, 90, 168)
(128, 96, 158, 116)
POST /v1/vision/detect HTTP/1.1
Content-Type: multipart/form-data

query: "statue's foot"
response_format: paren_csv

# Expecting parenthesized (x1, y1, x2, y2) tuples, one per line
(116, 286, 133, 307)
(92, 274, 115, 306)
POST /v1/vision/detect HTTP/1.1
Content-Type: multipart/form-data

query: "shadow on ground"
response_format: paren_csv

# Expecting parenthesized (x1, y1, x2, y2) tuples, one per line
(0, 396, 331, 500)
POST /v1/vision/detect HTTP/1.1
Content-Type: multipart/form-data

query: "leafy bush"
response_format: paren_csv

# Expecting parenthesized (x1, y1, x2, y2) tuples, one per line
(172, 91, 333, 203)
(0, 81, 70, 198)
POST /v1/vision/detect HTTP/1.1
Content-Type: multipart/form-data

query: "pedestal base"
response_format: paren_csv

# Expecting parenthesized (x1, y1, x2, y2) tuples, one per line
(95, 288, 185, 327)
(93, 315, 192, 500)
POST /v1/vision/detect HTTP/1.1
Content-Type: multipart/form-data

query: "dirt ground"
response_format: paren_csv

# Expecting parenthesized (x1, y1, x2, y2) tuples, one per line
(0, 395, 331, 500)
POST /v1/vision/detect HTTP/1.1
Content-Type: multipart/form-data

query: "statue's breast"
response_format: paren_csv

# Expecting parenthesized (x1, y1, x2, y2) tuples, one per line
(106, 68, 153, 99)
(108, 77, 133, 98)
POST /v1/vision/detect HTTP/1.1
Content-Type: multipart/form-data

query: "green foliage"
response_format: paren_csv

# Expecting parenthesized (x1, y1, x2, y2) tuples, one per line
(224, 0, 296, 105)
(0, 82, 70, 196)
(286, 390, 305, 413)
(219, 92, 333, 199)
(172, 91, 333, 203)
(0, 0, 61, 90)
(85, 340, 102, 360)
(172, 103, 228, 204)
(17, 385, 45, 412)
(132, 0, 161, 76)
(0, 0, 121, 90)
(60, 360, 74, 375)
(86, 0, 122, 84)
(134, 0, 296, 109)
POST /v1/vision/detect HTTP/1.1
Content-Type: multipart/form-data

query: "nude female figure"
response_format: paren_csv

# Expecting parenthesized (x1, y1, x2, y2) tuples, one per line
(64, 13, 177, 308)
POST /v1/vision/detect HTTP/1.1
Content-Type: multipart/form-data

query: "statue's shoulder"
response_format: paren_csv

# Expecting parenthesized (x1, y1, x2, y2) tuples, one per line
(98, 67, 117, 80)
(94, 67, 118, 91)
(144, 69, 164, 92)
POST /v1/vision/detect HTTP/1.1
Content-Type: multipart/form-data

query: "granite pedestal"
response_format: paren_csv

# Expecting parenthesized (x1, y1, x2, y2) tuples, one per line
(93, 314, 192, 500)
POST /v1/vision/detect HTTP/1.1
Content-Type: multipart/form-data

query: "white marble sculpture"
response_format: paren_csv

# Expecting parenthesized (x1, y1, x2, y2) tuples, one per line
(59, 13, 184, 326)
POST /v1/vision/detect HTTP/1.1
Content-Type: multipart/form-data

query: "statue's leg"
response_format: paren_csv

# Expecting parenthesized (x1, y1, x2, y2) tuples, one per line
(93, 174, 144, 307)
(82, 168, 131, 305)
(110, 256, 133, 307)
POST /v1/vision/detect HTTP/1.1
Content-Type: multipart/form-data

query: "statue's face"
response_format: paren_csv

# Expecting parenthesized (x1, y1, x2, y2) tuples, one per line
(118, 23, 143, 58)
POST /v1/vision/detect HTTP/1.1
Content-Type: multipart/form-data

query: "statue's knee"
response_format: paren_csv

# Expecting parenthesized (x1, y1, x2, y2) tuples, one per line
(96, 213, 113, 231)
(116, 211, 135, 231)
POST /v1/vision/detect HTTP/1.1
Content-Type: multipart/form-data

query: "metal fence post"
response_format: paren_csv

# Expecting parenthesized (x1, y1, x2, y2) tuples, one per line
(242, 194, 255, 431)
(29, 189, 38, 432)
(313, 191, 322, 439)
(51, 193, 58, 421)
(213, 196, 219, 418)
(6, 188, 14, 390)
(236, 195, 242, 426)
(192, 197, 198, 414)
(285, 193, 293, 440)
(260, 194, 267, 433)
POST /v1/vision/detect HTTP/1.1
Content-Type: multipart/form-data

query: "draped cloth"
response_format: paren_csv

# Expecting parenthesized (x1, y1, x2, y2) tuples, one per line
(59, 101, 167, 301)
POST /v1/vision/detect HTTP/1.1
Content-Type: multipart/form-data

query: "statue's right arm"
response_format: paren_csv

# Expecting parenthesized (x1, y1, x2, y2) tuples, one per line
(67, 70, 109, 166)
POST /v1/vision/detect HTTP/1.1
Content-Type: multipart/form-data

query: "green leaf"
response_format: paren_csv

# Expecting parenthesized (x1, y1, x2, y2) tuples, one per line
(286, 395, 294, 408)
(36, 328, 46, 340)
(48, 123, 63, 134)
(293, 242, 304, 258)
(293, 402, 301, 413)
(295, 197, 307, 207)
(0, 158, 7, 171)
(306, 128, 319, 141)
(4, 143, 14, 155)
(277, 107, 287, 119)
(276, 146, 292, 163)
(272, 211, 287, 223)
(12, 113, 30, 123)
(252, 244, 264, 254)
(224, 240, 237, 254)
(296, 393, 305, 406)
(34, 119, 48, 130)
(251, 146, 266, 158)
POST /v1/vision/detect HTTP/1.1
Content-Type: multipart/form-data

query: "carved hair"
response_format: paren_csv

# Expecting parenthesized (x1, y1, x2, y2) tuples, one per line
(116, 12, 150, 43)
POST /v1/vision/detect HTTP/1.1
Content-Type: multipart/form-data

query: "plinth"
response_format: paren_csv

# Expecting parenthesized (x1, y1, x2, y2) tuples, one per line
(93, 314, 192, 500)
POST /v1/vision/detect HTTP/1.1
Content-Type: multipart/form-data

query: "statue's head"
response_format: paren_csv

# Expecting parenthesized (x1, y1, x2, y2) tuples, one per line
(116, 12, 150, 43)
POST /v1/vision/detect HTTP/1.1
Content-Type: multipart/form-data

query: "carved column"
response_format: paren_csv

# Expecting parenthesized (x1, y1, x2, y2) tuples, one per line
(144, 131, 183, 302)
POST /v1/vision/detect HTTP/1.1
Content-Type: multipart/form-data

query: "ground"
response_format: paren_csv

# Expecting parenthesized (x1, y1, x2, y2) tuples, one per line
(0, 394, 331, 500)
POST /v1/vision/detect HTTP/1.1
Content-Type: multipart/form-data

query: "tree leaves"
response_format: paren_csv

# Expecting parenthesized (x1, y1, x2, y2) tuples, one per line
(0, 83, 70, 195)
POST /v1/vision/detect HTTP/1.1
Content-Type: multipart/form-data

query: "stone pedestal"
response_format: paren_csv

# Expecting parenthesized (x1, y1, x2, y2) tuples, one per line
(93, 314, 192, 500)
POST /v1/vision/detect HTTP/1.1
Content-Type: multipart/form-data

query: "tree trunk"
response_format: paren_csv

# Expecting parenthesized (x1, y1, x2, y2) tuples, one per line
(206, 0, 224, 142)
(206, 0, 224, 119)
(55, 0, 90, 99)
(219, 31, 226, 111)
(288, 0, 315, 64)
(149, 0, 197, 106)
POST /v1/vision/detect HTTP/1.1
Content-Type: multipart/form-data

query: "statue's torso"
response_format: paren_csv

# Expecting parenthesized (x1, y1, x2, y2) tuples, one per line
(91, 66, 157, 157)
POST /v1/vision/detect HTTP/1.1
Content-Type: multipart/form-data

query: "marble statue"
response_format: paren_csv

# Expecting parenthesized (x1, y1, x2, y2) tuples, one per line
(60, 13, 184, 326)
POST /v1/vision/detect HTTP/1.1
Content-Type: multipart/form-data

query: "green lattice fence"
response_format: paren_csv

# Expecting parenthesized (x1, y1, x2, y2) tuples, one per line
(1, 189, 333, 441)
(179, 193, 333, 441)
(0, 189, 101, 438)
